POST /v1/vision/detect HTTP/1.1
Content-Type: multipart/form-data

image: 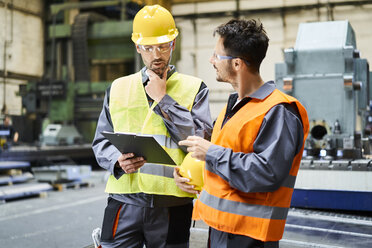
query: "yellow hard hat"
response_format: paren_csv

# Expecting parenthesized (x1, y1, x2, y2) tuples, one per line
(178, 153, 204, 191)
(131, 4, 179, 45)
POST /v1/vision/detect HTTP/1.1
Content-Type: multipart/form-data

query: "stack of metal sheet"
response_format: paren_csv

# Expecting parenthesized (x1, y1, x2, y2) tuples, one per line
(0, 161, 52, 202)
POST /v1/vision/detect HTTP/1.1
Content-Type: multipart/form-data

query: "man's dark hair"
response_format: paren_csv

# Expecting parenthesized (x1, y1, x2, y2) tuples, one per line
(214, 19, 269, 71)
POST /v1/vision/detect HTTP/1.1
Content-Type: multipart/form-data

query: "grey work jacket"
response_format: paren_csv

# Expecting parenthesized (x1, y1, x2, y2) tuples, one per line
(92, 66, 213, 207)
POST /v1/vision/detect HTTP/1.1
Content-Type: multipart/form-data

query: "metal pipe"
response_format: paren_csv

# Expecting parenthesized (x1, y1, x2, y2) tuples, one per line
(173, 0, 372, 20)
(48, 14, 58, 117)
(0, 70, 41, 81)
(1, 0, 14, 115)
(192, 11, 198, 77)
(0, 0, 42, 17)
(234, 0, 240, 19)
(2, 0, 8, 114)
(326, 0, 335, 21)
(2, 41, 7, 114)
(50, 0, 122, 16)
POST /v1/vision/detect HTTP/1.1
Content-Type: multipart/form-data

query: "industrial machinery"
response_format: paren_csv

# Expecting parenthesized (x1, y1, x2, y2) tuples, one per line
(2, 1, 180, 166)
(276, 20, 372, 212)
(40, 124, 82, 146)
(21, 1, 139, 144)
(2, 1, 145, 164)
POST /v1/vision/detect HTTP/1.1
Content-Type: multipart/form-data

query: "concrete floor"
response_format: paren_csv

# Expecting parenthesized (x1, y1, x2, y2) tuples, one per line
(1, 170, 371, 248)
(0, 171, 108, 248)
(0, 170, 209, 248)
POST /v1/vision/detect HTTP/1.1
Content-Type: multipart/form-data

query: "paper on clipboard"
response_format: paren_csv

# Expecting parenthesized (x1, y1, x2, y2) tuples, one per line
(101, 131, 176, 165)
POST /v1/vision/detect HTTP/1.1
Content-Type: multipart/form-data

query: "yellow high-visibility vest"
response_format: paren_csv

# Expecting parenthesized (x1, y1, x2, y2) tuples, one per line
(105, 71, 202, 198)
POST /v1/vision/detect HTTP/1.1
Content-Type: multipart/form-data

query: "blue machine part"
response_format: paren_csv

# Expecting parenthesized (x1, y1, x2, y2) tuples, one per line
(291, 189, 372, 212)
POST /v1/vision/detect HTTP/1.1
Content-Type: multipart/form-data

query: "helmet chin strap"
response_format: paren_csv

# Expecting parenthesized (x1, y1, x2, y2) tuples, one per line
(168, 40, 174, 66)
(164, 40, 174, 78)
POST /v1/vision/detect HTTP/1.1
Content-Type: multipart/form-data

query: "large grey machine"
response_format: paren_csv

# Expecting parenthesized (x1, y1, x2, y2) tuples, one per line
(276, 20, 371, 162)
(275, 20, 372, 211)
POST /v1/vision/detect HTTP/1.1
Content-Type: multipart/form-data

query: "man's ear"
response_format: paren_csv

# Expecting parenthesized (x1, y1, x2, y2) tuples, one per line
(233, 58, 242, 71)
(135, 44, 141, 53)
(171, 39, 176, 51)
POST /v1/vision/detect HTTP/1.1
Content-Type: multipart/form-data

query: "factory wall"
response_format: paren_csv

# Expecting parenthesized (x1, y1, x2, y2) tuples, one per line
(173, 0, 372, 119)
(0, 0, 44, 115)
(1, 0, 372, 119)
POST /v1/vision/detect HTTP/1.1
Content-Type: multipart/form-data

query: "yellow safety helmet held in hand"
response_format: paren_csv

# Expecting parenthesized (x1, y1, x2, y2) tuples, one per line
(132, 4, 179, 45)
(178, 153, 204, 191)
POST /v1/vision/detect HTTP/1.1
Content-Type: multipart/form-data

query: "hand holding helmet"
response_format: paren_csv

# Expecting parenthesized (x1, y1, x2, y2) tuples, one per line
(177, 152, 205, 191)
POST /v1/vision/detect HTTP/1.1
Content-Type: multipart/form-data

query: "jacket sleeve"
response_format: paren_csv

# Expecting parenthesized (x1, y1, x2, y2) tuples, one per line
(92, 87, 122, 177)
(153, 82, 213, 148)
(205, 103, 304, 193)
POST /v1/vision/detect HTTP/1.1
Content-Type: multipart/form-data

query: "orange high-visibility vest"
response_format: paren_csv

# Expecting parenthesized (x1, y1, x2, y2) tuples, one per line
(193, 89, 309, 241)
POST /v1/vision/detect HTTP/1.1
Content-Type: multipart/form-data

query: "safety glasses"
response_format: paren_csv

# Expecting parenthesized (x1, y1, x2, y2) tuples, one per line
(212, 52, 250, 66)
(138, 41, 174, 54)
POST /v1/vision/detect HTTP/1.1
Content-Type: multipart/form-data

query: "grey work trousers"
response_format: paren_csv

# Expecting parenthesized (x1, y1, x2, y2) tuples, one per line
(100, 198, 192, 248)
(209, 227, 279, 248)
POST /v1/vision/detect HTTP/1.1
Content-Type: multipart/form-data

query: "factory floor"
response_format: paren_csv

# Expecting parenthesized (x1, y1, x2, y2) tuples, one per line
(0, 170, 108, 248)
(0, 170, 209, 248)
(1, 170, 371, 248)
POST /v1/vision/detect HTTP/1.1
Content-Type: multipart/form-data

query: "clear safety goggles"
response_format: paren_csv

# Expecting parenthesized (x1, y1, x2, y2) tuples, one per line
(138, 41, 174, 54)
(212, 52, 250, 66)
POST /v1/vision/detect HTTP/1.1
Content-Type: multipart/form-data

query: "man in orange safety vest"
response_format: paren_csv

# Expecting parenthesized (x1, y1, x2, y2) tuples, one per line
(174, 19, 309, 248)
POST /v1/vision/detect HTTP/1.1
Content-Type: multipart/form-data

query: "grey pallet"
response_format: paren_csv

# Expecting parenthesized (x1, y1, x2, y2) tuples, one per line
(52, 180, 94, 191)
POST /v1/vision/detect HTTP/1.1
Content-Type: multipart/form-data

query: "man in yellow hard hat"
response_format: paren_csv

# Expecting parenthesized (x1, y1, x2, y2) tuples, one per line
(92, 4, 213, 248)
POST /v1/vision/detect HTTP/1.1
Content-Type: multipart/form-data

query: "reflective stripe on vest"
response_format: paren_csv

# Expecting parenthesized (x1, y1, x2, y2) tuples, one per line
(193, 89, 309, 241)
(199, 190, 289, 220)
(105, 71, 202, 197)
(110, 162, 175, 178)
(140, 163, 174, 178)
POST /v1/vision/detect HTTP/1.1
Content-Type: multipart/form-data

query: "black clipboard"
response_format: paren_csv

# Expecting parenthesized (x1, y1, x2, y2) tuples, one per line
(101, 131, 176, 165)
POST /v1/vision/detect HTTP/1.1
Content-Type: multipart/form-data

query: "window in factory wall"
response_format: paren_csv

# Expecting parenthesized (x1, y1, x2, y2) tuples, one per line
(90, 60, 135, 83)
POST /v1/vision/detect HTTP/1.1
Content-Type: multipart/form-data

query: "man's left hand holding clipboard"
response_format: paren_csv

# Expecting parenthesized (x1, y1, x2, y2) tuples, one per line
(101, 131, 177, 173)
(116, 152, 146, 174)
(100, 131, 147, 173)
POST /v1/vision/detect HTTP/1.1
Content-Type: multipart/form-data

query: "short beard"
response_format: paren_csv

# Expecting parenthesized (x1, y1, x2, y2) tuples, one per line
(150, 58, 170, 78)
(215, 61, 235, 82)
(151, 67, 166, 78)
